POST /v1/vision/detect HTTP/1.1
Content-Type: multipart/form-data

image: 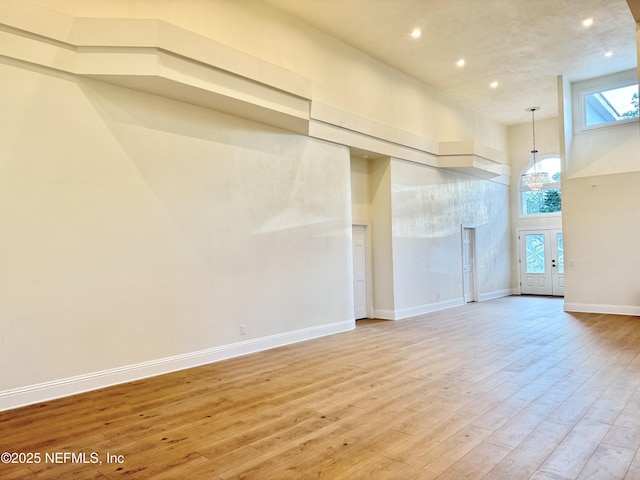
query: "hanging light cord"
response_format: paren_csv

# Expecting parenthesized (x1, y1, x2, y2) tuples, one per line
(530, 107, 538, 172)
(521, 106, 548, 191)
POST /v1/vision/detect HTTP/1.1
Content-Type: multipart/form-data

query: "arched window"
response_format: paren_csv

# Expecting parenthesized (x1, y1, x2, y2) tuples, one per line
(520, 155, 561, 216)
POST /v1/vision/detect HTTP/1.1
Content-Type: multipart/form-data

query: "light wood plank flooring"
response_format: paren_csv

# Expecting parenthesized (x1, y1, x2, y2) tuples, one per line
(2, 296, 640, 479)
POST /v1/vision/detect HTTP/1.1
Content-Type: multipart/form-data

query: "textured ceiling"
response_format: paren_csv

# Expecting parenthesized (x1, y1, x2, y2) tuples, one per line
(263, 0, 638, 125)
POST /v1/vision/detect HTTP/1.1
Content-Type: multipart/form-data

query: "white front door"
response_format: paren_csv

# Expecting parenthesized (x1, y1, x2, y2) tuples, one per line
(462, 227, 476, 303)
(551, 231, 565, 296)
(519, 229, 564, 296)
(352, 225, 368, 319)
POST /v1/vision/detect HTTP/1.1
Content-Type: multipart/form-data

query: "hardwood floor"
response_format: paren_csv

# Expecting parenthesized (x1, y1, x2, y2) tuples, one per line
(2, 296, 640, 479)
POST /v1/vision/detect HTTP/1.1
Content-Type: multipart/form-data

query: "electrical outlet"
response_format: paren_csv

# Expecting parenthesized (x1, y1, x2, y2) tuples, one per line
(240, 325, 247, 336)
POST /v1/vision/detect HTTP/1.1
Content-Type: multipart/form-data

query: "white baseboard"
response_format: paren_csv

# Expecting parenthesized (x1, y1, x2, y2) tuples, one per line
(564, 303, 640, 316)
(478, 288, 514, 302)
(0, 319, 355, 412)
(394, 298, 465, 320)
(373, 309, 396, 320)
(374, 298, 464, 321)
(374, 291, 513, 321)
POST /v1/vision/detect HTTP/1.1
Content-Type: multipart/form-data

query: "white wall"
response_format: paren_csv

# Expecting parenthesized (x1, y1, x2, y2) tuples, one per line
(569, 70, 640, 178)
(508, 117, 563, 291)
(508, 77, 640, 313)
(369, 158, 395, 317)
(0, 0, 513, 408)
(508, 117, 562, 227)
(562, 172, 640, 311)
(558, 70, 640, 315)
(389, 160, 511, 318)
(351, 155, 512, 320)
(0, 62, 354, 404)
(350, 156, 371, 225)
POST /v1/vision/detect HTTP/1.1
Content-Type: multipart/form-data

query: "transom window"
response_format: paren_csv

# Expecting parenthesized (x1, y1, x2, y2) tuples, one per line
(520, 156, 561, 216)
(582, 81, 639, 129)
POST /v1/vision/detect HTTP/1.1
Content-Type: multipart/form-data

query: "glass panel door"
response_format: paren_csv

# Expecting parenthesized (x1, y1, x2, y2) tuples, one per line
(556, 233, 564, 274)
(525, 234, 546, 274)
(519, 229, 564, 296)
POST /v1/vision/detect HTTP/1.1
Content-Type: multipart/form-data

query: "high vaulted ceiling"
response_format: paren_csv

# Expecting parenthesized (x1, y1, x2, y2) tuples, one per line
(264, 0, 638, 125)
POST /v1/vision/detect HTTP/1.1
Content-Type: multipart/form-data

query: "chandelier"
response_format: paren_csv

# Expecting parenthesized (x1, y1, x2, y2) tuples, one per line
(521, 106, 549, 190)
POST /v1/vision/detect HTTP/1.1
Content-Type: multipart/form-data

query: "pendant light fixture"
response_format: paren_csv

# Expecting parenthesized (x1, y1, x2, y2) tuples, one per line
(521, 106, 549, 190)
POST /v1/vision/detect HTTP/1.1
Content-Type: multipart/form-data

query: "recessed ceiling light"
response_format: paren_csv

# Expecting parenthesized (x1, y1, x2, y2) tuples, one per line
(604, 51, 613, 57)
(410, 28, 422, 38)
(490, 81, 499, 89)
(582, 17, 594, 27)
(456, 59, 466, 67)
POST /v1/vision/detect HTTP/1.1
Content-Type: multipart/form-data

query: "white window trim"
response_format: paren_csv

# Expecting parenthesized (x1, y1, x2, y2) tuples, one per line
(571, 69, 639, 134)
(578, 79, 639, 133)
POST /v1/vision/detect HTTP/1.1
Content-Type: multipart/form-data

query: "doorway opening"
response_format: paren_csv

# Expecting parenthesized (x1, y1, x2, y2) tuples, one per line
(462, 226, 478, 303)
(352, 224, 371, 320)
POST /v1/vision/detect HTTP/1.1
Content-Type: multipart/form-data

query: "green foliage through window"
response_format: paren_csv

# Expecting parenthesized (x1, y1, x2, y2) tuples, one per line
(620, 92, 639, 119)
(522, 189, 562, 215)
(520, 157, 562, 216)
(584, 83, 639, 127)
